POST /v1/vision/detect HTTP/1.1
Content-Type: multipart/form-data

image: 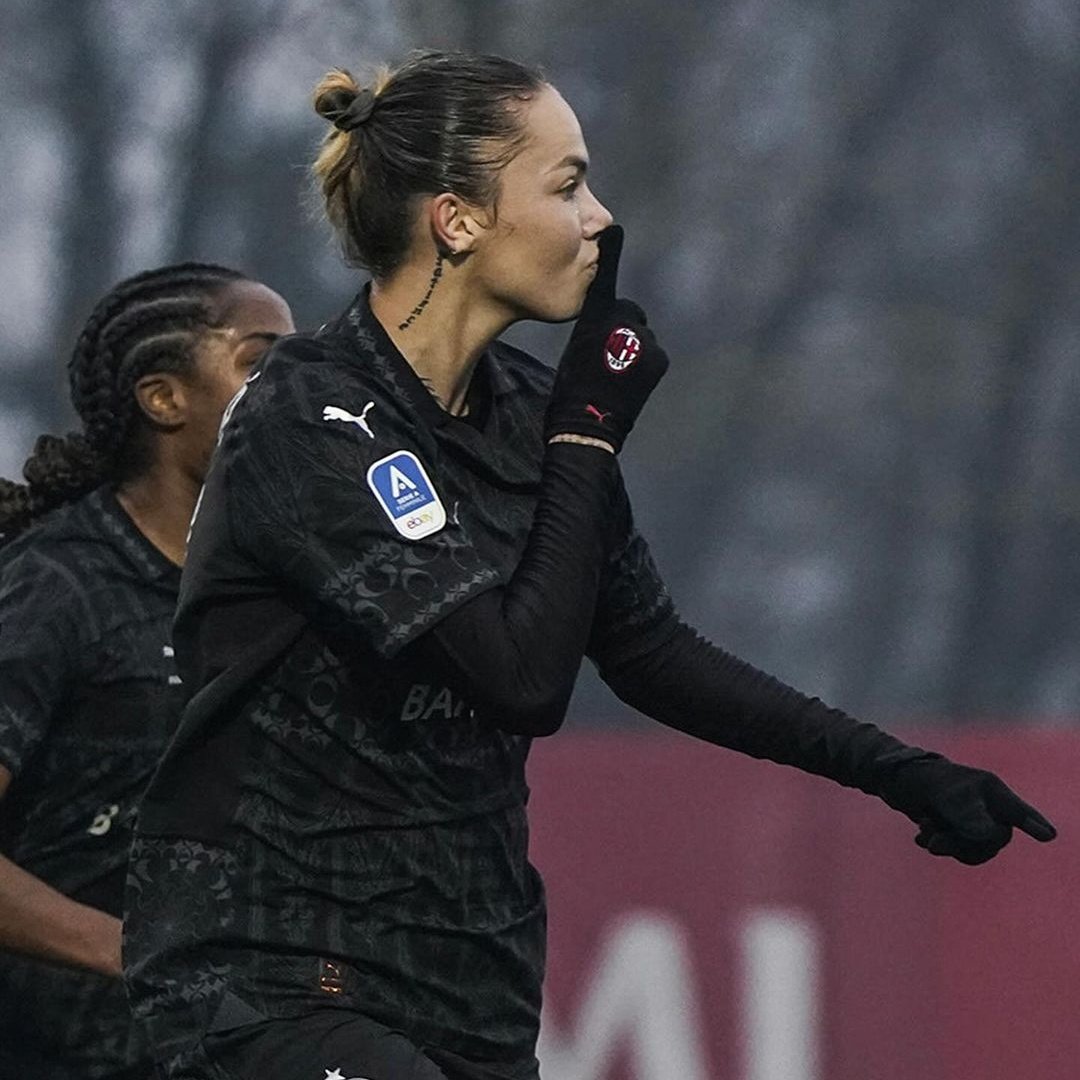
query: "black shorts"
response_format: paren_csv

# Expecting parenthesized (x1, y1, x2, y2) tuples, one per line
(176, 1006, 501, 1080)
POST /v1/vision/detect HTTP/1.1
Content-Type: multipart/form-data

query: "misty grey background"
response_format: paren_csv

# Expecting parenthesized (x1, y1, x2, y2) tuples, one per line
(2, 0, 1078, 727)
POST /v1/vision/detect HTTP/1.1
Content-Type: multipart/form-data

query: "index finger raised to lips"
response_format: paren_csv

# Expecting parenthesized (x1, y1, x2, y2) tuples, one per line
(581, 224, 624, 315)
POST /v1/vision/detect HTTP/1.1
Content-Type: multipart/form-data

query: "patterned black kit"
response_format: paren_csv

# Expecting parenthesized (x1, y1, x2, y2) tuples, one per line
(0, 487, 183, 1079)
(124, 289, 680, 1080)
(128, 288, 932, 1080)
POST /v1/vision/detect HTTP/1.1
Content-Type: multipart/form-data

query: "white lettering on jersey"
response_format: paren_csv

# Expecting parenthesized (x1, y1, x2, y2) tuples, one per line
(87, 804, 121, 837)
(400, 684, 474, 723)
(424, 687, 455, 721)
(401, 684, 430, 723)
(163, 643, 182, 685)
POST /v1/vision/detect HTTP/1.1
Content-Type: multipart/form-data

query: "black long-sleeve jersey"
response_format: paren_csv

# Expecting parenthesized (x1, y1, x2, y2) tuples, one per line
(126, 290, 925, 1080)
(127, 293, 595, 1080)
(0, 486, 182, 1080)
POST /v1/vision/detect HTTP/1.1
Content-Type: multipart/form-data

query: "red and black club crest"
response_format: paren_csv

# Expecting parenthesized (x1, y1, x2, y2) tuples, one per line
(604, 327, 641, 373)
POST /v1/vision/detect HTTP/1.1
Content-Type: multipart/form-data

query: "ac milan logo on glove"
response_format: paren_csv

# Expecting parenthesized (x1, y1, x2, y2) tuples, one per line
(604, 327, 641, 373)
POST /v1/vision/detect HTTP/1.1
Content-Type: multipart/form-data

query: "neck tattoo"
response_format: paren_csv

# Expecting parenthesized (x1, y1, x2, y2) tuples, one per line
(398, 254, 444, 331)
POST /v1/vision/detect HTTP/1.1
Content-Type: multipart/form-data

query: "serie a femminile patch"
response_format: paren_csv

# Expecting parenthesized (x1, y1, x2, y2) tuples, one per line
(366, 450, 447, 540)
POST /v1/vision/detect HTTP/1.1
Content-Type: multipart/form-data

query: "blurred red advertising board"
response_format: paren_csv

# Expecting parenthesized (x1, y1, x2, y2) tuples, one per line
(528, 730, 1078, 1080)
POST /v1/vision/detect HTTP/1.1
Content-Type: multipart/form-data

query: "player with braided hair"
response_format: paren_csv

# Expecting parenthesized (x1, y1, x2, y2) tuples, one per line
(0, 263, 293, 1079)
(1, 263, 290, 543)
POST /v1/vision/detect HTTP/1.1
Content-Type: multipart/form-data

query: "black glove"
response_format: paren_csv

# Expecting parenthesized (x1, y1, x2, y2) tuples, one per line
(545, 225, 669, 452)
(879, 754, 1057, 865)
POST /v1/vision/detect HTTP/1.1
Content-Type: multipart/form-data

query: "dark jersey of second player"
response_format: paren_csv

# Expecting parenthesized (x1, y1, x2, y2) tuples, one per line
(0, 486, 183, 1079)
(126, 291, 677, 1080)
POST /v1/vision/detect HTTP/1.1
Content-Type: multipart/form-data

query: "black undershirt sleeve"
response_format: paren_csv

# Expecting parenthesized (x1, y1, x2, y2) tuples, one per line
(414, 456, 927, 795)
(408, 441, 623, 735)
(594, 614, 929, 796)
(569, 503, 934, 794)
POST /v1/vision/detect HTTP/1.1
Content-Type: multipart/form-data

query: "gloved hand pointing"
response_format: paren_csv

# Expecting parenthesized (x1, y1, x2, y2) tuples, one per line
(880, 755, 1057, 865)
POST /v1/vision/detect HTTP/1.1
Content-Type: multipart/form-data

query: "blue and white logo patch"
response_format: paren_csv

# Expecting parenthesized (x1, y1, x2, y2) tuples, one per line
(366, 450, 447, 540)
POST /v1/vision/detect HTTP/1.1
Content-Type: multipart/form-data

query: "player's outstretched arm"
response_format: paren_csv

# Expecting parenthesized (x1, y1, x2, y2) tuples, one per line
(596, 617, 1056, 865)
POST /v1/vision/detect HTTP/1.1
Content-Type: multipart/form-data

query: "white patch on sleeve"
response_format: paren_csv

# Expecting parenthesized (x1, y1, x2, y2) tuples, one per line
(366, 450, 447, 540)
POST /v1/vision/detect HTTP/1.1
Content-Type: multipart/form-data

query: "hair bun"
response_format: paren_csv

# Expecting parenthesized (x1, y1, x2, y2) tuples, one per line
(327, 87, 377, 132)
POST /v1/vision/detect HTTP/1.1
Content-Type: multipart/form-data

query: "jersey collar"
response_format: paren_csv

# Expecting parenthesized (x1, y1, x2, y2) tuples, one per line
(333, 286, 514, 431)
(93, 487, 182, 588)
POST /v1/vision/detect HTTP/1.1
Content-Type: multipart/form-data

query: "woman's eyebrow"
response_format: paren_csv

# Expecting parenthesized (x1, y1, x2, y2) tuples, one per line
(550, 154, 588, 174)
(239, 331, 282, 344)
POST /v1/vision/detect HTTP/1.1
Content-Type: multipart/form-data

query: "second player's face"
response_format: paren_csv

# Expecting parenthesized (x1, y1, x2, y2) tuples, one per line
(184, 280, 295, 479)
(471, 85, 613, 323)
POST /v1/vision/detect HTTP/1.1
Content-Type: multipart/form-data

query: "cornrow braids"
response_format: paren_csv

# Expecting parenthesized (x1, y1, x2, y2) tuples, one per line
(0, 262, 245, 543)
(85, 297, 227, 471)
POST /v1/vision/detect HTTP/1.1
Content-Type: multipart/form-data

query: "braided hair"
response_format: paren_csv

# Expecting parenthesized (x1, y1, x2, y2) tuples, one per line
(0, 262, 245, 540)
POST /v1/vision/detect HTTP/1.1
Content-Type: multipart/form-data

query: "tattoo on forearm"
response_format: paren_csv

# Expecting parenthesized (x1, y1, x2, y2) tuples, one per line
(398, 255, 444, 331)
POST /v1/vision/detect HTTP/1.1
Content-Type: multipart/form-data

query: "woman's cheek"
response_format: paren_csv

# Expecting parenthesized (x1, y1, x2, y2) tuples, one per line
(549, 218, 582, 273)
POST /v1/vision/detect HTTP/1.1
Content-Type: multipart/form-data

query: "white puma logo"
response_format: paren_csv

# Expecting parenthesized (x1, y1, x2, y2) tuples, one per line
(323, 403, 376, 439)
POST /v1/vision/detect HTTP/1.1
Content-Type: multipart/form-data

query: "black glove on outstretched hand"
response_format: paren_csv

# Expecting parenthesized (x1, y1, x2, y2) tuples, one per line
(545, 225, 669, 452)
(879, 754, 1057, 865)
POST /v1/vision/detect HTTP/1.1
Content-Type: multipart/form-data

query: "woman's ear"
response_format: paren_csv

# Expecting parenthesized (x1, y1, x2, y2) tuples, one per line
(133, 373, 188, 431)
(429, 191, 489, 256)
